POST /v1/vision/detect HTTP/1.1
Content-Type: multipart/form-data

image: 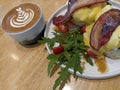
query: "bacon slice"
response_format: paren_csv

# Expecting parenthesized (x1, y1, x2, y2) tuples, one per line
(53, 0, 108, 25)
(90, 9, 120, 50)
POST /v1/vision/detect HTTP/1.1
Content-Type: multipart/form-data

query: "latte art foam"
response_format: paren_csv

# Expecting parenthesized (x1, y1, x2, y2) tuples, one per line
(10, 7, 34, 28)
(2, 3, 40, 33)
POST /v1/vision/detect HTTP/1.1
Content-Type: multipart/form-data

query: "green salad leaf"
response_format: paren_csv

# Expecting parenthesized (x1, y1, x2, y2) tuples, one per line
(39, 28, 93, 90)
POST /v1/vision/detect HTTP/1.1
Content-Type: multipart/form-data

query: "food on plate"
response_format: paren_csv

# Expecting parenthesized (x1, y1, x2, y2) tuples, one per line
(83, 5, 112, 47)
(53, 0, 108, 25)
(40, 0, 120, 90)
(90, 9, 120, 50)
(52, 0, 120, 74)
(72, 3, 107, 24)
(83, 6, 120, 59)
(54, 0, 120, 59)
(52, 0, 120, 78)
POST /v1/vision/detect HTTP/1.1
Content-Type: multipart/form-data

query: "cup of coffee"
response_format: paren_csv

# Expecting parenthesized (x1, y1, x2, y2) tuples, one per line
(2, 3, 45, 45)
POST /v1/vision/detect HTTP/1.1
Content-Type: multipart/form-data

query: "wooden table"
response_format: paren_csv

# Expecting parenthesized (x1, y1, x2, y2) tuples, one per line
(0, 0, 120, 90)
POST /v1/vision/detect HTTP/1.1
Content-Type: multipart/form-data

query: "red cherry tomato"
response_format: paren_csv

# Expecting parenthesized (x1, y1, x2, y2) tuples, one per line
(57, 24, 68, 33)
(87, 49, 97, 58)
(81, 26, 86, 33)
(52, 46, 64, 54)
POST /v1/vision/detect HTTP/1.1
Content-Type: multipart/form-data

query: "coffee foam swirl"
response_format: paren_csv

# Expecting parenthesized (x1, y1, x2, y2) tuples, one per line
(10, 7, 34, 28)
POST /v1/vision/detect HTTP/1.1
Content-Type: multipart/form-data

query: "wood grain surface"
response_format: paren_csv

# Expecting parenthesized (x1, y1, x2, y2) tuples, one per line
(0, 0, 120, 90)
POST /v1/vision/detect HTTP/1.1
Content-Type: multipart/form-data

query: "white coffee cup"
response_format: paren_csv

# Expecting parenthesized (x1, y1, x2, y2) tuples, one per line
(2, 3, 45, 45)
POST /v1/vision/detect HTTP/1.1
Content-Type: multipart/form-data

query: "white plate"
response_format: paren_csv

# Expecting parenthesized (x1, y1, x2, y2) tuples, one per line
(44, 1, 120, 79)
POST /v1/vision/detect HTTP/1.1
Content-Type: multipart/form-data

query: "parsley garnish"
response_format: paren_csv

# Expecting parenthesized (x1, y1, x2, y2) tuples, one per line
(39, 28, 93, 90)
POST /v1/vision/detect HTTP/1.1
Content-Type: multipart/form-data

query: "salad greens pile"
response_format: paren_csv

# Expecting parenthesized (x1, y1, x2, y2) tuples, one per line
(39, 28, 93, 90)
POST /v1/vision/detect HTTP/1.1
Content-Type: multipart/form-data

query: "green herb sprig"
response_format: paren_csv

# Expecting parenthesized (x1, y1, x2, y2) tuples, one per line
(39, 28, 93, 90)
